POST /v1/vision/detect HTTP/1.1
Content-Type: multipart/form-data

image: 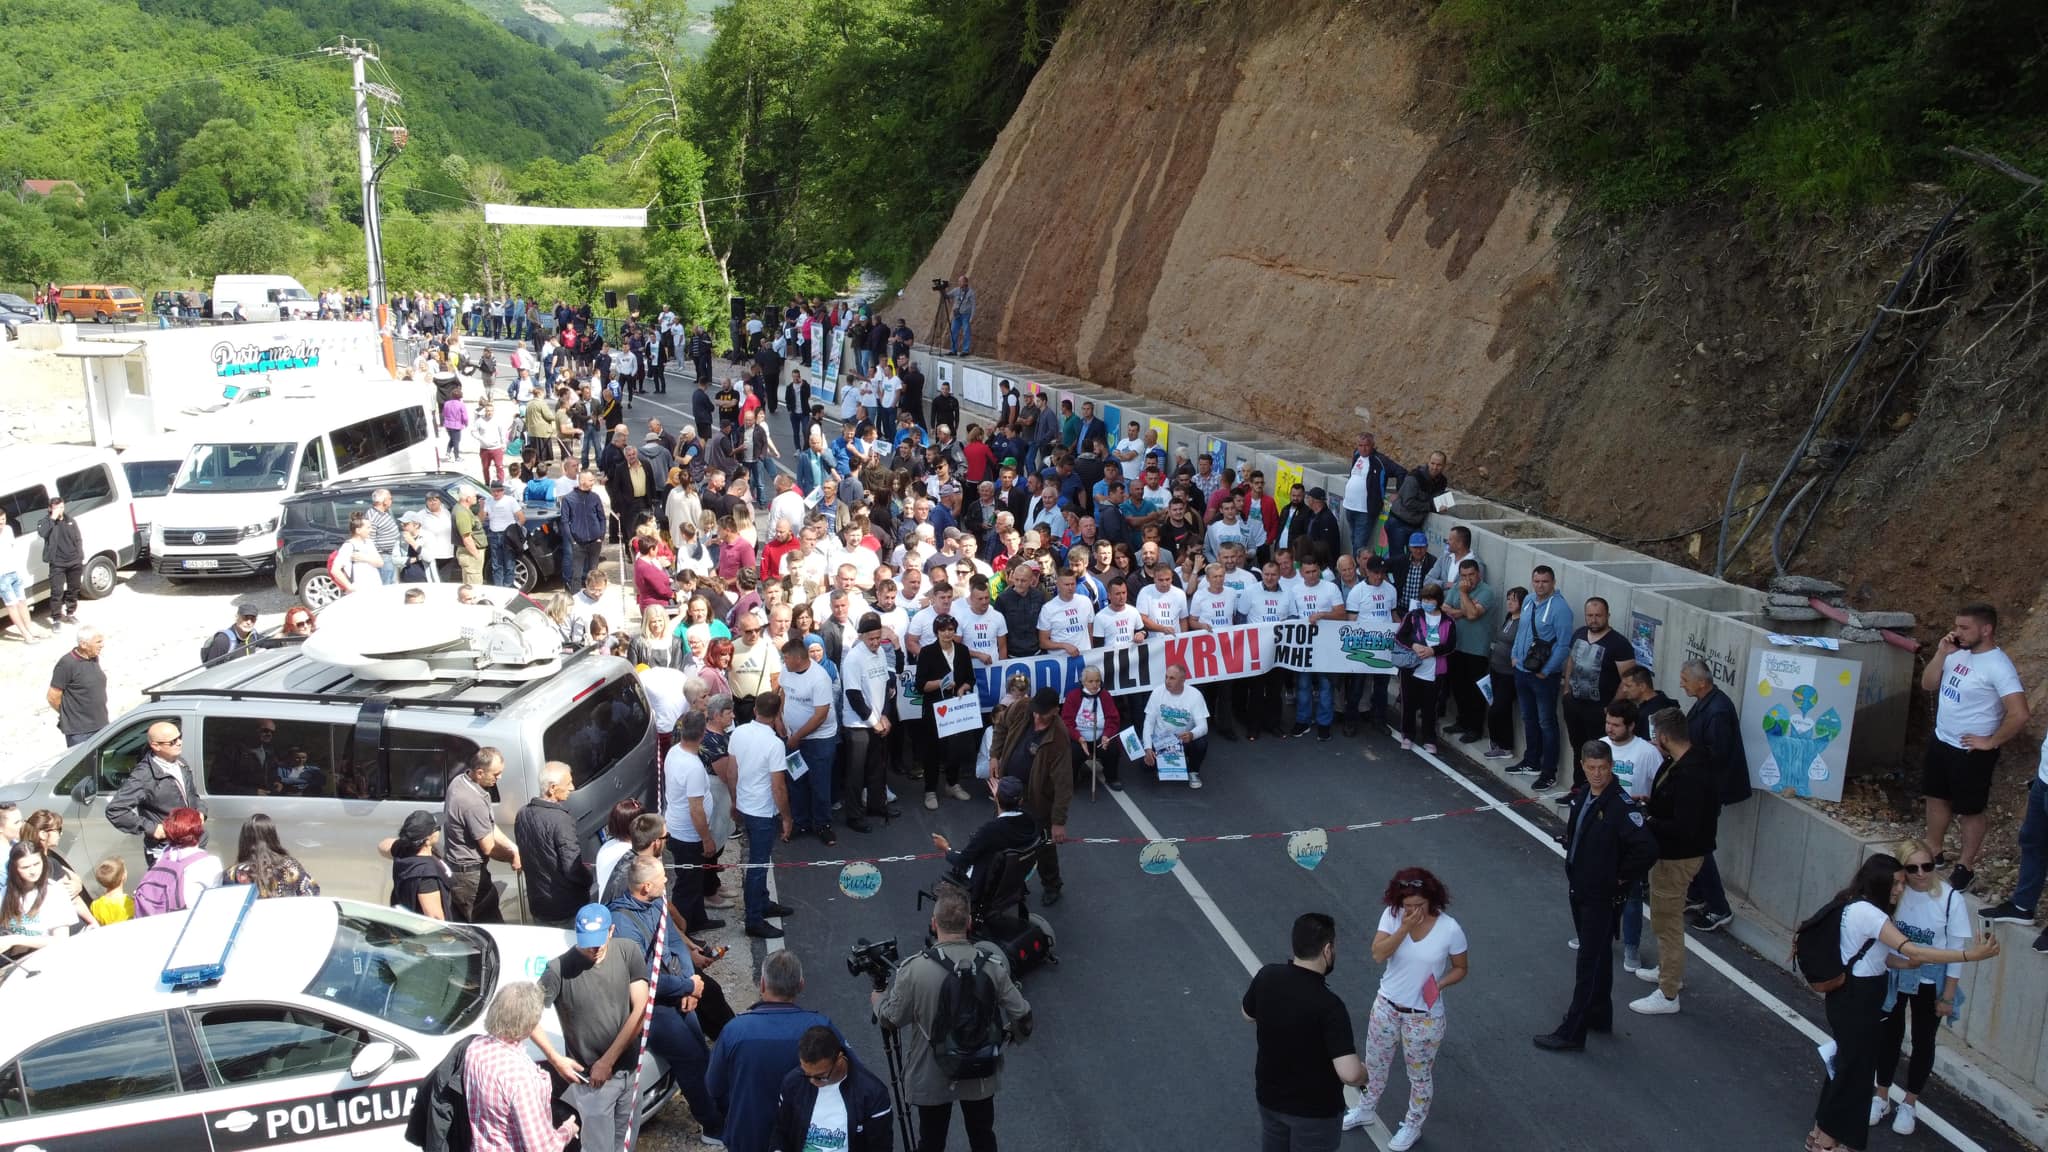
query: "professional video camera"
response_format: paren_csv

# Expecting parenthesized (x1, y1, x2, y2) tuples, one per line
(847, 937, 900, 991)
(931, 278, 950, 292)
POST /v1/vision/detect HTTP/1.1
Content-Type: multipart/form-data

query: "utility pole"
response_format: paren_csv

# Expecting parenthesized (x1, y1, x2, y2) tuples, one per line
(323, 37, 403, 376)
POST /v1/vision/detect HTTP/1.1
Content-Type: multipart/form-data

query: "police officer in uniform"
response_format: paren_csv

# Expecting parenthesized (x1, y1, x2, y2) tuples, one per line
(1534, 740, 1658, 1051)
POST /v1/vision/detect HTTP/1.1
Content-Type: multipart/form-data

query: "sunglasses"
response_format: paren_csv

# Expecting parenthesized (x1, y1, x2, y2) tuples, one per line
(1901, 862, 1940, 874)
(1398, 878, 1425, 889)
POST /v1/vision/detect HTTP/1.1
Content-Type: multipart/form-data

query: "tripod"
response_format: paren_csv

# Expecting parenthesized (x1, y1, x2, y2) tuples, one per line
(876, 1023, 919, 1151)
(930, 287, 954, 357)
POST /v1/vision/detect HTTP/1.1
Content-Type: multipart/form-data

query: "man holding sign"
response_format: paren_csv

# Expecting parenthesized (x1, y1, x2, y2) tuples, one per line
(1144, 663, 1211, 789)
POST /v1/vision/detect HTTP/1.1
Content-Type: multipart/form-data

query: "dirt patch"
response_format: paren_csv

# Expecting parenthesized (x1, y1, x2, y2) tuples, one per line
(520, 0, 566, 25)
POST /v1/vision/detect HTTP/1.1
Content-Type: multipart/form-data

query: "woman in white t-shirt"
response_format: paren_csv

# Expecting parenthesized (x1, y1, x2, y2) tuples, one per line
(1870, 840, 1973, 1137)
(1348, 867, 1468, 1151)
(1809, 855, 1997, 1152)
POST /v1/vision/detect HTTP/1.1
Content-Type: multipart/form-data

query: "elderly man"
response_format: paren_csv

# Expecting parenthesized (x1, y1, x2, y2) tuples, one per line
(710, 951, 841, 1152)
(452, 484, 488, 585)
(464, 983, 580, 1152)
(441, 748, 523, 924)
(606, 444, 658, 542)
(49, 624, 110, 747)
(367, 488, 401, 584)
(994, 688, 1074, 904)
(106, 718, 204, 864)
(513, 762, 591, 926)
(1340, 432, 1406, 560)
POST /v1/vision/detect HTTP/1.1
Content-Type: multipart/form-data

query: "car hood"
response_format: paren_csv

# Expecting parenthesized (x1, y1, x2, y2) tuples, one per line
(479, 923, 577, 985)
(156, 490, 287, 531)
(0, 748, 68, 805)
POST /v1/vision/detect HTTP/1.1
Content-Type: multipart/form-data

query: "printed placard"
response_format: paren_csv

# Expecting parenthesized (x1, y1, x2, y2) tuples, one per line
(932, 696, 986, 740)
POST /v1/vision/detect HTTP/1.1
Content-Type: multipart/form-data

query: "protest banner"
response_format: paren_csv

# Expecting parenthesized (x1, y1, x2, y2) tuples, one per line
(969, 620, 1397, 709)
(932, 695, 986, 740)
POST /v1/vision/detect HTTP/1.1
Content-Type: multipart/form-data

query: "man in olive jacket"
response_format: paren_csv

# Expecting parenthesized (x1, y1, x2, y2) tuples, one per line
(872, 887, 1030, 1152)
(991, 688, 1074, 905)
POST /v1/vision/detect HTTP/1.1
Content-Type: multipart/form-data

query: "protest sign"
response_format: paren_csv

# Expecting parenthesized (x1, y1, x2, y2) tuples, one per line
(932, 696, 986, 740)
(969, 620, 1397, 709)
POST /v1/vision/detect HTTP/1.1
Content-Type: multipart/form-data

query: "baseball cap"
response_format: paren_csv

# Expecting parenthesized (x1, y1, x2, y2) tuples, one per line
(1408, 531, 1429, 547)
(490, 479, 506, 491)
(995, 775, 1026, 804)
(396, 810, 438, 852)
(574, 904, 613, 948)
(1031, 687, 1060, 714)
(234, 604, 259, 621)
(1307, 486, 1328, 501)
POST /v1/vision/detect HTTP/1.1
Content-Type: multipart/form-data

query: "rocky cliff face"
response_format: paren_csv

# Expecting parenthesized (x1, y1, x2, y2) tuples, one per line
(903, 0, 2048, 660)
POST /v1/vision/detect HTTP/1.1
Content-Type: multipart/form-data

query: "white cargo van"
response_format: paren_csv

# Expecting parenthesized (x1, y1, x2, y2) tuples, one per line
(0, 445, 141, 604)
(150, 388, 439, 580)
(211, 274, 319, 323)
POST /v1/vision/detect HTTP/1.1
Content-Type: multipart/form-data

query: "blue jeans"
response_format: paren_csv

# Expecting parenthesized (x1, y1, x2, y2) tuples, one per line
(1344, 509, 1375, 559)
(1622, 880, 1646, 951)
(486, 531, 516, 587)
(950, 311, 972, 355)
(2014, 778, 2048, 914)
(1294, 672, 1334, 727)
(791, 736, 838, 832)
(1342, 673, 1388, 722)
(857, 348, 874, 376)
(878, 405, 897, 442)
(1514, 669, 1562, 777)
(648, 1007, 721, 1140)
(379, 546, 398, 585)
(742, 812, 778, 926)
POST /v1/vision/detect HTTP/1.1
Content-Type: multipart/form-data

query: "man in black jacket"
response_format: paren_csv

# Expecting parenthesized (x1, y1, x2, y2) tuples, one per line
(106, 720, 206, 864)
(774, 1026, 895, 1152)
(688, 324, 714, 384)
(1680, 660, 1749, 934)
(512, 762, 591, 925)
(37, 494, 84, 625)
(1536, 741, 1658, 1051)
(1302, 487, 1342, 569)
(1631, 708, 1717, 1018)
(1619, 666, 1679, 743)
(930, 775, 1039, 905)
(931, 380, 959, 443)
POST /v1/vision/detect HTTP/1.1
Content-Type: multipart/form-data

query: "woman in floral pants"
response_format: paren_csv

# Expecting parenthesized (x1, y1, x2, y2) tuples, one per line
(1347, 867, 1470, 1151)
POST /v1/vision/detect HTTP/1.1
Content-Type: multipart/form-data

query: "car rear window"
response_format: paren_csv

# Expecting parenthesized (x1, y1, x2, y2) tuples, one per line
(542, 673, 650, 787)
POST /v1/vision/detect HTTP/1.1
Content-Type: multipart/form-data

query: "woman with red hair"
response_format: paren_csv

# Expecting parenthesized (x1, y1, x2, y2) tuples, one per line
(1345, 867, 1470, 1150)
(136, 807, 223, 915)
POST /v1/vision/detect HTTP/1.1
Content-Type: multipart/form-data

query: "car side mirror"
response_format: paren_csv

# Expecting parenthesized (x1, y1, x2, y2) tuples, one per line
(70, 778, 97, 808)
(348, 1041, 396, 1082)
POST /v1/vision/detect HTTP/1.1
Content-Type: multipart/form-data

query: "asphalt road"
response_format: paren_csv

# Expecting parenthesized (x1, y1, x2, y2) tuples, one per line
(459, 346, 2027, 1152)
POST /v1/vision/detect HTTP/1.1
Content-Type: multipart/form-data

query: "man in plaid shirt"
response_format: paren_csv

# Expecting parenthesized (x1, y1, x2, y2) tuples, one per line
(465, 981, 580, 1152)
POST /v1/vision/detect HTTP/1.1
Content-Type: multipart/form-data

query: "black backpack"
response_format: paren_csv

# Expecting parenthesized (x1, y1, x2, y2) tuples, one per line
(1792, 898, 1875, 994)
(924, 946, 1004, 1080)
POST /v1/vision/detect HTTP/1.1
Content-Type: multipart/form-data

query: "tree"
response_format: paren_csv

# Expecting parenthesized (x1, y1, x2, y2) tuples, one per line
(642, 140, 728, 324)
(169, 119, 306, 223)
(193, 208, 300, 274)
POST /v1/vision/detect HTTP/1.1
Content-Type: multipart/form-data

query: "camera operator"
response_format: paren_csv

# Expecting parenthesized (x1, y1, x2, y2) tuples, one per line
(929, 776, 1038, 907)
(771, 1025, 896, 1152)
(871, 887, 1030, 1152)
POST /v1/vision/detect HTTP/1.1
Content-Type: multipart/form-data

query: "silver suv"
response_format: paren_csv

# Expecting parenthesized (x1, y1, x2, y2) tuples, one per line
(8, 585, 654, 917)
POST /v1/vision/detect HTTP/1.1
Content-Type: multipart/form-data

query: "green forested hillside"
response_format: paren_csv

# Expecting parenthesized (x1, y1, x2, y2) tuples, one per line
(0, 0, 612, 290)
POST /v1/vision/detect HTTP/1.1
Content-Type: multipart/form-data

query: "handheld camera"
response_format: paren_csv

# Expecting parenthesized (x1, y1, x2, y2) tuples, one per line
(847, 937, 901, 991)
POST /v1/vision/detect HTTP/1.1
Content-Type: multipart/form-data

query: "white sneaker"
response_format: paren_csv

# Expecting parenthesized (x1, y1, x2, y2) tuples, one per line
(1891, 1101, 1916, 1135)
(1389, 1123, 1422, 1151)
(1633, 965, 1661, 983)
(1567, 937, 1580, 950)
(1629, 990, 1680, 1015)
(1869, 1096, 1889, 1127)
(1341, 1104, 1371, 1132)
(1188, 772, 1203, 789)
(946, 784, 971, 801)
(924, 793, 939, 810)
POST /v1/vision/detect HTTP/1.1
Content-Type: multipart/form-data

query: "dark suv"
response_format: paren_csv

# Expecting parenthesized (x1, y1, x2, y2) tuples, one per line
(272, 471, 562, 610)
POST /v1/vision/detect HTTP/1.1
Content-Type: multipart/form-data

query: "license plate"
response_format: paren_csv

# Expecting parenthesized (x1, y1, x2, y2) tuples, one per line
(182, 559, 219, 570)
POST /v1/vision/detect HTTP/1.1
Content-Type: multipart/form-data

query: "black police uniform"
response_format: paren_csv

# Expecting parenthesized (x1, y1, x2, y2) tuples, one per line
(1547, 782, 1657, 1045)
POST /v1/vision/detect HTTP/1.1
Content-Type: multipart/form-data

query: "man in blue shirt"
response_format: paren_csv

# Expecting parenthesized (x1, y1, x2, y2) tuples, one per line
(708, 950, 842, 1152)
(1510, 565, 1575, 790)
(557, 470, 608, 590)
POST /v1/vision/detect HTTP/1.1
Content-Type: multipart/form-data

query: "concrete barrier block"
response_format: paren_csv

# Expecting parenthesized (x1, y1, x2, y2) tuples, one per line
(1716, 794, 1762, 897)
(1847, 610, 1917, 630)
(1971, 944, 2048, 1084)
(1796, 814, 1868, 926)
(1770, 575, 1845, 596)
(1743, 794, 1815, 929)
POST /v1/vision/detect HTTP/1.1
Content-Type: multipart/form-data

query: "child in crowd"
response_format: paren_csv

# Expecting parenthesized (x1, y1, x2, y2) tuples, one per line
(90, 858, 133, 926)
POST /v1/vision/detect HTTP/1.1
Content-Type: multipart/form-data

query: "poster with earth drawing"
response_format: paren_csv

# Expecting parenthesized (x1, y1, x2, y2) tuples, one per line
(1738, 649, 1861, 802)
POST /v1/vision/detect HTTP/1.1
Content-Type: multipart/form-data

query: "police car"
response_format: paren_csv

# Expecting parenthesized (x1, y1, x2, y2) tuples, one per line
(0, 886, 673, 1150)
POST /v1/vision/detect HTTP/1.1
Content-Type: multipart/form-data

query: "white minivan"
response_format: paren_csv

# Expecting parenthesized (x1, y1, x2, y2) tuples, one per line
(0, 445, 142, 605)
(212, 273, 319, 323)
(151, 389, 440, 581)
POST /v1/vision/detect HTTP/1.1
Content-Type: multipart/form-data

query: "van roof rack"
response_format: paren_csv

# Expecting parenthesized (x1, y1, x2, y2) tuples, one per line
(143, 642, 610, 717)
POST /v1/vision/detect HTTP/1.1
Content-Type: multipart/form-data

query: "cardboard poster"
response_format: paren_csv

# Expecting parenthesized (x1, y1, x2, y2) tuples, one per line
(1629, 611, 1660, 670)
(1740, 649, 1860, 802)
(1274, 460, 1305, 502)
(932, 695, 986, 740)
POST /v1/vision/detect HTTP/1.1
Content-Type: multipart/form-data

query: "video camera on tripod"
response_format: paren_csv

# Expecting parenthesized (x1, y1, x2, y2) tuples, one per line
(847, 937, 900, 991)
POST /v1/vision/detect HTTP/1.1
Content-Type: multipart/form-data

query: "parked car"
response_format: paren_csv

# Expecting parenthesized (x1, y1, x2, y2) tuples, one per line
(4, 582, 654, 913)
(0, 890, 674, 1149)
(0, 444, 142, 605)
(150, 288, 209, 320)
(52, 283, 144, 323)
(0, 291, 37, 339)
(273, 470, 562, 610)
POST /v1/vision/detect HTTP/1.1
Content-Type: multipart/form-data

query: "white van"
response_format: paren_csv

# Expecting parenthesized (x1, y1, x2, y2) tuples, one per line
(150, 388, 439, 580)
(211, 274, 319, 323)
(0, 445, 141, 604)
(118, 432, 192, 561)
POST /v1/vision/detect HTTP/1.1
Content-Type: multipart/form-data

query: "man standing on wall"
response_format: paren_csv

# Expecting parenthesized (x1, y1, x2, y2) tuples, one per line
(1918, 603, 2028, 894)
(1340, 432, 1404, 562)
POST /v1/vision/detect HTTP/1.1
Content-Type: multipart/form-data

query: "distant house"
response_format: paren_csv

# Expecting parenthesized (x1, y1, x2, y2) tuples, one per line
(20, 179, 84, 203)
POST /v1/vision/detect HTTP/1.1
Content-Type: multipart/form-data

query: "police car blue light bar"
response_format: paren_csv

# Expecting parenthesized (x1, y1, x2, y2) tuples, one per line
(162, 883, 259, 989)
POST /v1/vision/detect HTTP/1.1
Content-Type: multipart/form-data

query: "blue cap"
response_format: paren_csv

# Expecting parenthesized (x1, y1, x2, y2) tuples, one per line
(573, 904, 613, 948)
(1408, 531, 1429, 547)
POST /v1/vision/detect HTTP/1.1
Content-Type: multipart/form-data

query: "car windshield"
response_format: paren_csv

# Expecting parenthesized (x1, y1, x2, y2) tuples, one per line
(174, 442, 295, 493)
(109, 287, 140, 300)
(0, 294, 29, 310)
(304, 905, 493, 1036)
(277, 287, 314, 301)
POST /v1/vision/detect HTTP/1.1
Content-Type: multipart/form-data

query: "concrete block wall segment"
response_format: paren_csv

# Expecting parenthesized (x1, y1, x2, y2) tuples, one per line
(1744, 793, 1819, 929)
(1713, 788, 1762, 899)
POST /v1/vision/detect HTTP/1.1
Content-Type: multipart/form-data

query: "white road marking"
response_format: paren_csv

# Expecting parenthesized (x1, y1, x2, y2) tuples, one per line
(1401, 739, 1987, 1152)
(1109, 785, 1392, 1151)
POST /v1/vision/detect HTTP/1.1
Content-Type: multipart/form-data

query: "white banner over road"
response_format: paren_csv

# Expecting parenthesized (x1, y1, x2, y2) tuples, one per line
(483, 204, 648, 228)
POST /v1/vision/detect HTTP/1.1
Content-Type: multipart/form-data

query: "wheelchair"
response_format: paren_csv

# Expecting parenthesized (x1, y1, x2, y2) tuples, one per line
(919, 836, 1058, 976)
